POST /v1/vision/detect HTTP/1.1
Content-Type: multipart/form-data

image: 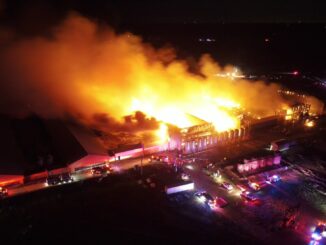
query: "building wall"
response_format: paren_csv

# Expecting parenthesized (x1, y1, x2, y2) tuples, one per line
(0, 175, 24, 187)
(24, 171, 48, 184)
(177, 127, 249, 154)
(111, 145, 165, 162)
(70, 154, 111, 172)
(237, 154, 281, 174)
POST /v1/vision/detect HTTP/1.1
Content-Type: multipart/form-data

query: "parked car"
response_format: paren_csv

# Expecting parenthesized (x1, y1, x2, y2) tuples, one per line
(212, 169, 221, 178)
(91, 164, 112, 176)
(248, 181, 261, 191)
(181, 173, 190, 181)
(150, 155, 169, 163)
(240, 191, 258, 202)
(46, 173, 74, 186)
(266, 175, 281, 183)
(221, 182, 234, 192)
(203, 163, 215, 175)
(60, 173, 74, 183)
(46, 175, 61, 186)
(215, 197, 228, 208)
(194, 191, 215, 209)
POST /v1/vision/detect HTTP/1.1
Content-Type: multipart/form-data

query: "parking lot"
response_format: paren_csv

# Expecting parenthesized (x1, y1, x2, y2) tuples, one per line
(179, 141, 326, 244)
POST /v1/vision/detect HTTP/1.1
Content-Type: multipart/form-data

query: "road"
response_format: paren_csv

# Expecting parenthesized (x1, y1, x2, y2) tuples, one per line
(6, 154, 154, 198)
(182, 153, 326, 245)
(183, 160, 272, 241)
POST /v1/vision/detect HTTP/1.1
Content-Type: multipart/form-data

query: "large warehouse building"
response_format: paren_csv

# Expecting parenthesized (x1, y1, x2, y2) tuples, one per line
(0, 114, 110, 187)
(164, 123, 249, 154)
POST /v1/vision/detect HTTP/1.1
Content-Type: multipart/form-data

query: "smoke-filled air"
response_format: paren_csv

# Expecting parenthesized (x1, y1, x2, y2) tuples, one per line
(0, 14, 322, 147)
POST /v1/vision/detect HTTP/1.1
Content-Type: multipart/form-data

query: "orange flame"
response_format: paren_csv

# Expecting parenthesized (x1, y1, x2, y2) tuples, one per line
(2, 14, 322, 147)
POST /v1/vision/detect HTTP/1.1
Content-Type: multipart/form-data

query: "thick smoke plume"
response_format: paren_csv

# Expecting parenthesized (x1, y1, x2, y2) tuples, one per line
(0, 14, 322, 146)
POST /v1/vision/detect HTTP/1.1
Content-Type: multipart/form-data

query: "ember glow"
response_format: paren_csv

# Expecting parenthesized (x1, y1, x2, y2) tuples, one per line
(131, 96, 239, 132)
(305, 119, 315, 127)
(156, 123, 170, 144)
(285, 108, 293, 120)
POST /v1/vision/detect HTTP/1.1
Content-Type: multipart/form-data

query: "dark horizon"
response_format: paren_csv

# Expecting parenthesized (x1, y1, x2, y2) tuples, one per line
(1, 1, 326, 74)
(1, 0, 326, 25)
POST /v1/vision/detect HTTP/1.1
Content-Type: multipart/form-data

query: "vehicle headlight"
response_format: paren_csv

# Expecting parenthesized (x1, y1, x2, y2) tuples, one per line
(197, 196, 206, 203)
(312, 233, 322, 240)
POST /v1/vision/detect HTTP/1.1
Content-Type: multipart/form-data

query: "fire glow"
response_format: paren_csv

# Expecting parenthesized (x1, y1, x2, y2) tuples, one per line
(131, 97, 239, 132)
(1, 14, 322, 147)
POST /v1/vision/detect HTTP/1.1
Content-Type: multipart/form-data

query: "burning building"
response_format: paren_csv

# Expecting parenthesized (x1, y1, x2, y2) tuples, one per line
(278, 89, 323, 121)
(165, 123, 248, 154)
(283, 103, 311, 121)
(0, 14, 323, 154)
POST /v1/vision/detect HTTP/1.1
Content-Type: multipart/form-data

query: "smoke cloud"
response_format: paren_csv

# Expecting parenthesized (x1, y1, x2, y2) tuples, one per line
(0, 13, 322, 146)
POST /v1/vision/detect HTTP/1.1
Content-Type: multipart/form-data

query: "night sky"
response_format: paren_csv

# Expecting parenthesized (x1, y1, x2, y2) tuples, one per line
(0, 0, 326, 73)
(1, 0, 326, 30)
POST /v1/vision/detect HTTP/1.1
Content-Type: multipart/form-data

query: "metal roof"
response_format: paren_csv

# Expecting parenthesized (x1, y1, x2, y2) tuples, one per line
(0, 114, 108, 175)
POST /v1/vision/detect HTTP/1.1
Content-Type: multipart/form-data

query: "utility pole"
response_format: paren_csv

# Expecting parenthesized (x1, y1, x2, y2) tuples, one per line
(140, 142, 144, 176)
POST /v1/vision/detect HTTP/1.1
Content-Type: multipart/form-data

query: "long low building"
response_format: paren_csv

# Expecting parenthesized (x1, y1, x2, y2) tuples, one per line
(0, 114, 110, 186)
(166, 123, 249, 154)
(235, 150, 282, 175)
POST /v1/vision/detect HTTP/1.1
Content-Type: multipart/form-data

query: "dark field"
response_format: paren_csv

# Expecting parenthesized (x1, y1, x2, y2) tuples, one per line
(0, 165, 257, 244)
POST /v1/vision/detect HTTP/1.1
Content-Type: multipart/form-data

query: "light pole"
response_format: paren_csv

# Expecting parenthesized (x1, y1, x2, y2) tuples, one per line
(140, 142, 144, 176)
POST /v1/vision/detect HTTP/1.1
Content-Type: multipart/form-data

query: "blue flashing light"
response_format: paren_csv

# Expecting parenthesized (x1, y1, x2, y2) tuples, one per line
(312, 232, 322, 241)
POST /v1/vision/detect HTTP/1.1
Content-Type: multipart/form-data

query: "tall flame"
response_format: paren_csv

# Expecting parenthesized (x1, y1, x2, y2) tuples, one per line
(155, 123, 170, 144)
(131, 96, 239, 132)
